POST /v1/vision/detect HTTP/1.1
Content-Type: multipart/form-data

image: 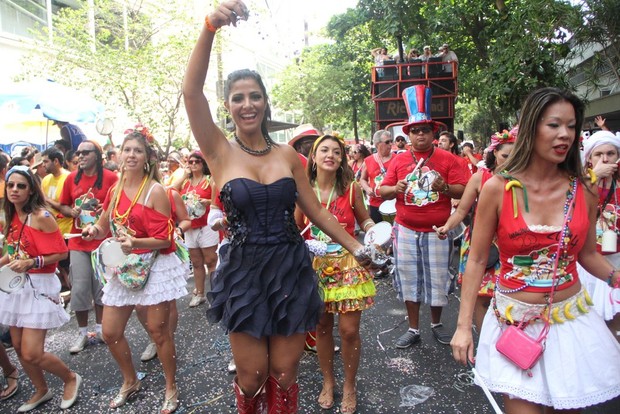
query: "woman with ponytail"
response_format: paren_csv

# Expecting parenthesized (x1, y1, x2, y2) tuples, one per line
(82, 125, 187, 413)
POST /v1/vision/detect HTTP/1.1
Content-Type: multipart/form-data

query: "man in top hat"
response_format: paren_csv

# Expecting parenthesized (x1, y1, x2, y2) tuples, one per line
(288, 123, 321, 159)
(379, 85, 470, 347)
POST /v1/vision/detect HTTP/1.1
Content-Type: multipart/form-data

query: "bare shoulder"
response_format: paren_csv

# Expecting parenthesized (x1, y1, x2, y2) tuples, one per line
(478, 174, 505, 199)
(32, 208, 60, 232)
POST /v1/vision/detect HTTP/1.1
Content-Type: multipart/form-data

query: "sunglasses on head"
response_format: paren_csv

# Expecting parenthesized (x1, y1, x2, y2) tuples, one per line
(75, 149, 95, 157)
(187, 159, 202, 165)
(7, 182, 28, 190)
(410, 126, 433, 134)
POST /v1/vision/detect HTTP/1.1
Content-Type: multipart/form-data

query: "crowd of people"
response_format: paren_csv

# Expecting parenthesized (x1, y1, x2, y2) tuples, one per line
(1, 1, 620, 413)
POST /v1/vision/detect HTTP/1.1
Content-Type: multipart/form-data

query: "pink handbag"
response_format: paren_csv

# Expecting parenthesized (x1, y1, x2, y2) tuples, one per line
(495, 324, 545, 371)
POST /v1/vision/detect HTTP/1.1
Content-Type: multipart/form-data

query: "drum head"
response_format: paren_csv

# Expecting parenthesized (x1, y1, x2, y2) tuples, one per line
(379, 199, 397, 215)
(364, 221, 393, 246)
(100, 238, 127, 268)
(0, 265, 26, 293)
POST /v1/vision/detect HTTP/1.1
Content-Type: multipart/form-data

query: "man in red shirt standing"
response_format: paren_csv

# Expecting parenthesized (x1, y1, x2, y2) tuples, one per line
(59, 140, 118, 354)
(380, 86, 469, 347)
(360, 130, 395, 224)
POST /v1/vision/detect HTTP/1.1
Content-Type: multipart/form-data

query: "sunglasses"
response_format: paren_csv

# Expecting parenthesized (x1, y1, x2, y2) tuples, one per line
(410, 126, 433, 134)
(396, 138, 405, 142)
(187, 159, 202, 165)
(7, 182, 28, 190)
(382, 140, 393, 145)
(75, 149, 95, 157)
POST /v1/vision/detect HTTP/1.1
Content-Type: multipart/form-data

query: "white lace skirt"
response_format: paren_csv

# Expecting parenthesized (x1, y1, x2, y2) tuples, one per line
(103, 252, 188, 307)
(577, 260, 620, 320)
(475, 288, 620, 409)
(0, 273, 70, 329)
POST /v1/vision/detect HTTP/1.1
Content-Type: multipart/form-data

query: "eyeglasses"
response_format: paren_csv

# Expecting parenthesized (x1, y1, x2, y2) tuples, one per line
(75, 150, 95, 157)
(410, 126, 433, 134)
(7, 182, 28, 190)
(382, 140, 393, 145)
(187, 159, 202, 165)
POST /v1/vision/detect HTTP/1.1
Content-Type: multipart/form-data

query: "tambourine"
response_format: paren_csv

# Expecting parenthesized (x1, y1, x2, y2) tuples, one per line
(364, 221, 393, 252)
(0, 265, 27, 293)
(92, 238, 127, 285)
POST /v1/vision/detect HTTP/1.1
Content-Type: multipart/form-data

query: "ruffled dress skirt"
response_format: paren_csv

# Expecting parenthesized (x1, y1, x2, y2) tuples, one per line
(103, 252, 188, 307)
(0, 273, 69, 329)
(313, 247, 375, 314)
(475, 287, 620, 409)
(207, 241, 323, 338)
(577, 257, 620, 320)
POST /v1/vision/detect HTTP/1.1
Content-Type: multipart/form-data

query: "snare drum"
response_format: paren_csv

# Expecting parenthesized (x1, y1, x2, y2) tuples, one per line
(364, 221, 393, 252)
(378, 199, 396, 224)
(0, 265, 27, 293)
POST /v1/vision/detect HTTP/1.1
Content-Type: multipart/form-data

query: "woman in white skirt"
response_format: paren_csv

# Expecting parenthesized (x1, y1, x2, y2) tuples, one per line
(0, 165, 81, 412)
(83, 126, 187, 413)
(452, 88, 620, 413)
(578, 130, 620, 334)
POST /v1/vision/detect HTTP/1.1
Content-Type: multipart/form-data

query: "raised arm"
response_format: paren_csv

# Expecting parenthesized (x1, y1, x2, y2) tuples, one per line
(183, 1, 248, 158)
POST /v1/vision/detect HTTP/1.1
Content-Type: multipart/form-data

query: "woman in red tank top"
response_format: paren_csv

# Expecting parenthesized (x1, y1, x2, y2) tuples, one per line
(452, 88, 620, 412)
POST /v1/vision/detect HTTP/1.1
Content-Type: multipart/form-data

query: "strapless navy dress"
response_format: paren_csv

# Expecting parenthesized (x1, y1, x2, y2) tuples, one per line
(206, 177, 322, 338)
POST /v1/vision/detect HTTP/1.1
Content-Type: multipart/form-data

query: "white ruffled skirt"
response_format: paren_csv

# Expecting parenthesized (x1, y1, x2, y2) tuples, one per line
(0, 273, 70, 329)
(475, 287, 620, 409)
(103, 252, 188, 307)
(577, 260, 620, 320)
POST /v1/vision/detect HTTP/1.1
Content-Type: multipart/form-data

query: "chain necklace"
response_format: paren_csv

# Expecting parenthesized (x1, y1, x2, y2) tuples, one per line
(234, 134, 272, 156)
(410, 146, 435, 171)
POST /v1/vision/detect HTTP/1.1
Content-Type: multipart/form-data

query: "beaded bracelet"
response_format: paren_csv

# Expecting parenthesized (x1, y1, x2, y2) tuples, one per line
(204, 16, 219, 33)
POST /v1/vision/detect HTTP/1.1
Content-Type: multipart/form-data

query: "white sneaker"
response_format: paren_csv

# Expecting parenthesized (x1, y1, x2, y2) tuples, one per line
(95, 331, 105, 344)
(189, 294, 206, 308)
(69, 335, 89, 354)
(227, 358, 236, 374)
(140, 342, 158, 362)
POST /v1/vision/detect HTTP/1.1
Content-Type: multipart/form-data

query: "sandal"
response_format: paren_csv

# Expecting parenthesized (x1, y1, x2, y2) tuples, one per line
(160, 388, 179, 414)
(340, 388, 357, 414)
(317, 385, 334, 410)
(0, 367, 18, 401)
(110, 380, 141, 409)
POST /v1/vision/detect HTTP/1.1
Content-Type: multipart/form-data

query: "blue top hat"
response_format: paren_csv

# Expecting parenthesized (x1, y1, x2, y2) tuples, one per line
(402, 85, 441, 134)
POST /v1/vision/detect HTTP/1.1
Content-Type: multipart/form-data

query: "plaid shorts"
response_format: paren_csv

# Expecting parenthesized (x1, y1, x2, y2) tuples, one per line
(393, 223, 452, 306)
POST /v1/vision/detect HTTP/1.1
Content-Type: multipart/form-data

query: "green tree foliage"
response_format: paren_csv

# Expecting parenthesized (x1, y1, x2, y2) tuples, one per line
(272, 10, 377, 141)
(22, 0, 196, 154)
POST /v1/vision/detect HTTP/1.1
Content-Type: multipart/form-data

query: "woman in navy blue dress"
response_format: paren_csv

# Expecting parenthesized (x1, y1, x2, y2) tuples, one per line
(183, 1, 380, 412)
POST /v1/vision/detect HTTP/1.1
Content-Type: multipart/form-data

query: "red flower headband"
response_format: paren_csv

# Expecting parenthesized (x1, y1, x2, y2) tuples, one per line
(124, 123, 155, 144)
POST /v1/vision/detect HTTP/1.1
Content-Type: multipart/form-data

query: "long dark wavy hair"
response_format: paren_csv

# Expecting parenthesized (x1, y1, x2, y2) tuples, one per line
(74, 140, 105, 189)
(3, 167, 47, 238)
(306, 135, 355, 197)
(502, 87, 585, 183)
(224, 69, 278, 147)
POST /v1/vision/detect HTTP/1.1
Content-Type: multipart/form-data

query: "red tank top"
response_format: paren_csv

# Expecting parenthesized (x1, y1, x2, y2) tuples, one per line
(496, 178, 588, 293)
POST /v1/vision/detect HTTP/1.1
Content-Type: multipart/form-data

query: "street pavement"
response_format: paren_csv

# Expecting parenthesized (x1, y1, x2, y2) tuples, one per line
(2, 276, 619, 413)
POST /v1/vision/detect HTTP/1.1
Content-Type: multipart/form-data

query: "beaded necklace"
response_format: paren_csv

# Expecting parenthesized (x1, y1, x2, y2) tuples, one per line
(234, 134, 272, 156)
(409, 146, 434, 172)
(112, 175, 149, 227)
(495, 176, 577, 295)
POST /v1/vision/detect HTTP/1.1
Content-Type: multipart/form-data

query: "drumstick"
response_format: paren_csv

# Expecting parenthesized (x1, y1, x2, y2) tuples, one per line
(64, 233, 84, 239)
(412, 157, 425, 174)
(300, 222, 312, 236)
(468, 361, 504, 414)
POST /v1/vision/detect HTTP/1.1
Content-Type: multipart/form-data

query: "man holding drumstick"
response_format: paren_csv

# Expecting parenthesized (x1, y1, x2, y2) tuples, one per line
(59, 140, 117, 354)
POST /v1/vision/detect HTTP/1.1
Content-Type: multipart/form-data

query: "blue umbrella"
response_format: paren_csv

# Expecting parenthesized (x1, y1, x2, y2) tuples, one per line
(0, 79, 104, 123)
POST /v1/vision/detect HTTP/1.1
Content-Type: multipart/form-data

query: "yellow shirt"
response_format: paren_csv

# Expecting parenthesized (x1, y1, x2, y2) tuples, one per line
(41, 169, 73, 235)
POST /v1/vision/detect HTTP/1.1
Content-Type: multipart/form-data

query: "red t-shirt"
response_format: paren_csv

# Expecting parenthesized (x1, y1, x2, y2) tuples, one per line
(381, 148, 469, 231)
(60, 169, 118, 251)
(6, 213, 68, 273)
(180, 176, 212, 229)
(103, 188, 175, 255)
(364, 154, 395, 208)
